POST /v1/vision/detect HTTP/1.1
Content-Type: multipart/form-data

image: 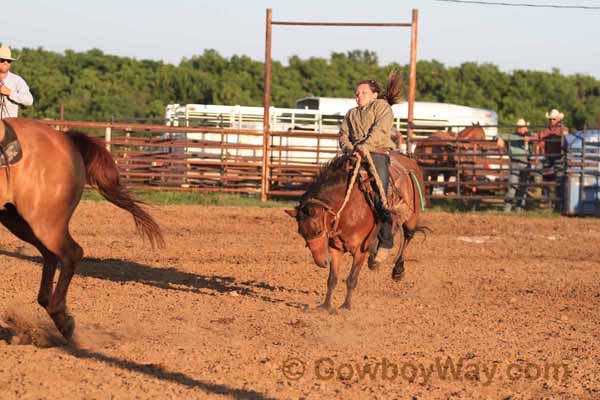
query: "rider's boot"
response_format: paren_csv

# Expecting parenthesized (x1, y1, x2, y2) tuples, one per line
(372, 208, 394, 267)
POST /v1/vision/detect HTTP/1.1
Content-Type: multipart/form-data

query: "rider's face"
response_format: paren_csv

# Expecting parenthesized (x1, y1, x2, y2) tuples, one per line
(0, 59, 11, 74)
(355, 84, 378, 107)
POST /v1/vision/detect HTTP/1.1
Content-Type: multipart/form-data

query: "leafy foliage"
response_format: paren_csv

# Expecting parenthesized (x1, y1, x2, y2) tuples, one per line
(10, 47, 600, 129)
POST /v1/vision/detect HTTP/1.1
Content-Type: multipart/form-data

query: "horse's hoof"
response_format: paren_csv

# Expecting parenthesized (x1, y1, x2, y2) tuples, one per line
(339, 302, 351, 311)
(368, 254, 380, 270)
(317, 303, 332, 312)
(50, 311, 75, 340)
(392, 263, 405, 282)
(60, 317, 76, 340)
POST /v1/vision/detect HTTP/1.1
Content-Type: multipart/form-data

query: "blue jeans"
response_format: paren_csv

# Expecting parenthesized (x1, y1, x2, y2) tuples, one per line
(369, 153, 393, 248)
(505, 161, 529, 210)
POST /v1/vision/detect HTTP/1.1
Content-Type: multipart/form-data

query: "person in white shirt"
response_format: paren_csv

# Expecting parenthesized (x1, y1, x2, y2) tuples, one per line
(0, 44, 34, 118)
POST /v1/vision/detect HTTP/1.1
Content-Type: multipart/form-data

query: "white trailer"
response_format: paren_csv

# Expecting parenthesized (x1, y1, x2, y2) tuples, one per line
(296, 97, 498, 138)
(164, 99, 498, 163)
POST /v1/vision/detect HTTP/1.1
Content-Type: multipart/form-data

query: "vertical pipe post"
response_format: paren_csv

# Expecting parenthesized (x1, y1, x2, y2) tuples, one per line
(261, 8, 273, 202)
(579, 124, 586, 213)
(105, 126, 112, 152)
(407, 9, 419, 155)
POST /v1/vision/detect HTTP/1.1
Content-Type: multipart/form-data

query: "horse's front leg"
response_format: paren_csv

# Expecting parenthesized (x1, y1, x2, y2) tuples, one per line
(340, 250, 368, 310)
(318, 248, 342, 311)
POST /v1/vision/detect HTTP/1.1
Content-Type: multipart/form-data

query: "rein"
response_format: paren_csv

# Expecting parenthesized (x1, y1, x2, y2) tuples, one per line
(0, 96, 9, 119)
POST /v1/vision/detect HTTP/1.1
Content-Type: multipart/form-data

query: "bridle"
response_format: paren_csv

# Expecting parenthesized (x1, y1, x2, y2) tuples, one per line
(299, 153, 363, 243)
(300, 198, 339, 244)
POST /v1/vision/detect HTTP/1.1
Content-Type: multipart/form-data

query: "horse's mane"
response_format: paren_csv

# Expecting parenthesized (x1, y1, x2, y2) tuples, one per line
(301, 155, 351, 203)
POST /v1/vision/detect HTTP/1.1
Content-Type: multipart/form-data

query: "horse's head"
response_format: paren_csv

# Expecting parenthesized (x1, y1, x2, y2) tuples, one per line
(459, 124, 486, 140)
(285, 199, 334, 269)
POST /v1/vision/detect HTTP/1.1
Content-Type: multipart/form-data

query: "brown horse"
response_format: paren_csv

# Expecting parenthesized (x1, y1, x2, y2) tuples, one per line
(0, 118, 164, 340)
(414, 124, 487, 194)
(286, 152, 427, 310)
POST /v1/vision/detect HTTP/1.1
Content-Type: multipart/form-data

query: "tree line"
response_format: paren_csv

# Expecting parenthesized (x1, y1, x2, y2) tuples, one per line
(10, 47, 600, 130)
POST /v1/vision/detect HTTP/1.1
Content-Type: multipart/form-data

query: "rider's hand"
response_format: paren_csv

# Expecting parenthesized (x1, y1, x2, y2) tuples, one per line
(0, 86, 10, 96)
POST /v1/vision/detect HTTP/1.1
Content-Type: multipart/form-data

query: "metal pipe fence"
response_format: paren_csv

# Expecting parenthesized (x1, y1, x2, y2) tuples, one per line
(38, 119, 599, 211)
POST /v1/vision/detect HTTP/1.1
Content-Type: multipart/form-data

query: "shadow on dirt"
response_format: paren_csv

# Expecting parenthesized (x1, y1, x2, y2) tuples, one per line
(0, 329, 277, 400)
(0, 324, 13, 343)
(0, 249, 308, 309)
(62, 345, 279, 400)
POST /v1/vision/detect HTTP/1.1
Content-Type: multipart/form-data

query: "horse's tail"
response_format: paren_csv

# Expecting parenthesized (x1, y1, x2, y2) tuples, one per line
(384, 69, 404, 106)
(410, 224, 432, 241)
(67, 131, 165, 249)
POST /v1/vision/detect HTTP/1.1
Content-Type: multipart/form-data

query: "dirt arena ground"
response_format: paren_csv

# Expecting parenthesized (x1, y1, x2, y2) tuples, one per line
(0, 201, 598, 399)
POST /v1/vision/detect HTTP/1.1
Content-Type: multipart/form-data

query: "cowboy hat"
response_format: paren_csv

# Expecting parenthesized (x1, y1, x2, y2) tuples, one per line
(0, 44, 16, 61)
(516, 118, 529, 127)
(545, 109, 564, 120)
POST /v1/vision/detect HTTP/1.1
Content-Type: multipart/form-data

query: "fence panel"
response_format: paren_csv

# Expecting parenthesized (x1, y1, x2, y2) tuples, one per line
(38, 119, 593, 210)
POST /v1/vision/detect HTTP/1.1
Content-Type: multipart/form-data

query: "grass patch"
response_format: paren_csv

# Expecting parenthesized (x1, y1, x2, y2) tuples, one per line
(82, 189, 560, 216)
(427, 198, 561, 217)
(82, 189, 297, 208)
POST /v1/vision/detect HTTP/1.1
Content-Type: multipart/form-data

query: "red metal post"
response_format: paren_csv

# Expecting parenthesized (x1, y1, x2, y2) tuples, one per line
(261, 8, 273, 202)
(407, 9, 419, 154)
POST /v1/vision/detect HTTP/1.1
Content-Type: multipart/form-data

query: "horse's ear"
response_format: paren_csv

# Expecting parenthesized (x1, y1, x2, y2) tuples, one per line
(284, 209, 298, 218)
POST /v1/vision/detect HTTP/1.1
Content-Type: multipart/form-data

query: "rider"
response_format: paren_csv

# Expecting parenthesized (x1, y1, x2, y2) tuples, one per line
(339, 76, 400, 266)
(0, 44, 34, 118)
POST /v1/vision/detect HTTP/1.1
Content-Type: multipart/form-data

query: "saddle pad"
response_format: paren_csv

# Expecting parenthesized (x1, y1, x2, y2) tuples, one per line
(0, 120, 23, 166)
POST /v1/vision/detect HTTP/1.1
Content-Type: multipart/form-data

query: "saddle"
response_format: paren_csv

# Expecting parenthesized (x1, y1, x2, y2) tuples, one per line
(0, 120, 23, 167)
(357, 151, 421, 225)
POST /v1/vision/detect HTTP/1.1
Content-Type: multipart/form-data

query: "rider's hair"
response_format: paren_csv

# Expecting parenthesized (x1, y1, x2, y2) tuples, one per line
(356, 70, 404, 106)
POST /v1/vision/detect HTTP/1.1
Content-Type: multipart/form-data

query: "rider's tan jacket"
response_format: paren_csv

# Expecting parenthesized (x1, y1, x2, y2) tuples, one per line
(339, 99, 395, 153)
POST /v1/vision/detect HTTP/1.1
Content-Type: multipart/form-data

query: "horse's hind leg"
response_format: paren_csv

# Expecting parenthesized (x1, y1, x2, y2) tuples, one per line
(340, 250, 368, 310)
(392, 223, 418, 282)
(391, 232, 407, 282)
(45, 232, 83, 340)
(11, 207, 83, 340)
(0, 206, 59, 308)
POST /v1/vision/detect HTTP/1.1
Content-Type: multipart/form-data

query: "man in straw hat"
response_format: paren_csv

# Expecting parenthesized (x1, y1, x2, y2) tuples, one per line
(0, 44, 33, 118)
(497, 118, 535, 212)
(529, 108, 569, 208)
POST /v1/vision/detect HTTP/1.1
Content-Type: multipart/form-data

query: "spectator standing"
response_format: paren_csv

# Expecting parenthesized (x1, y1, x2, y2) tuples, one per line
(497, 118, 535, 212)
(0, 44, 33, 118)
